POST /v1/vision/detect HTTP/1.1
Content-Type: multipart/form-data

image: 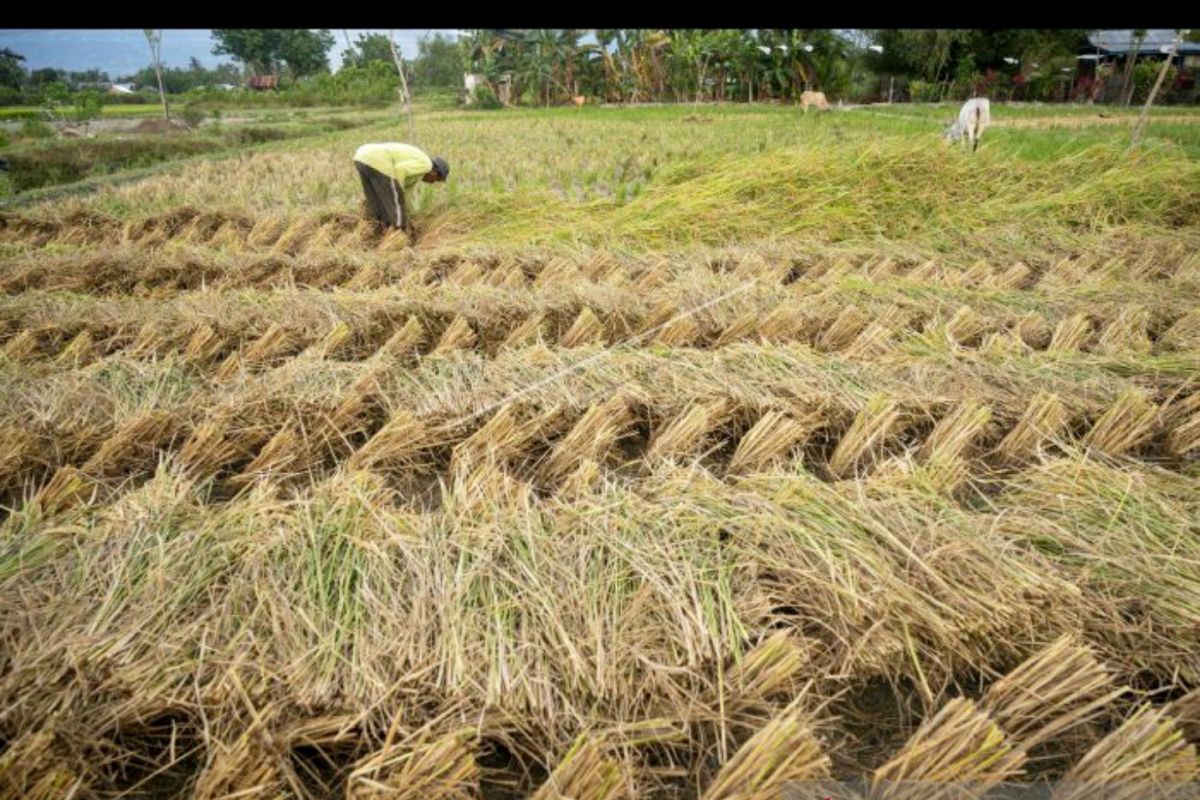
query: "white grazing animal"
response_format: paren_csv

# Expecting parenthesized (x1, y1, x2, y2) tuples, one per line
(946, 97, 991, 152)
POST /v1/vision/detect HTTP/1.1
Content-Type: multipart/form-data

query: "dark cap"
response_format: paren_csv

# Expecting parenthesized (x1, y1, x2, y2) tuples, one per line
(431, 156, 450, 179)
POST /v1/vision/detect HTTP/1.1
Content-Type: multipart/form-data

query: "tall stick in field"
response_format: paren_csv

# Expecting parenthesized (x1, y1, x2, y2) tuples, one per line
(388, 30, 416, 145)
(143, 29, 169, 121)
(1130, 31, 1184, 149)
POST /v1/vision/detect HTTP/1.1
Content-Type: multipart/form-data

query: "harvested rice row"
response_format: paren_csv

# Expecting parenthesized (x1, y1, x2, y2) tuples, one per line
(12, 291, 1191, 381)
(5, 343, 1194, 510)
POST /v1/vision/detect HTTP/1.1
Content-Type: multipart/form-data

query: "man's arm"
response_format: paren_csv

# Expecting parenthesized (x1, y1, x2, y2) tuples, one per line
(399, 189, 416, 241)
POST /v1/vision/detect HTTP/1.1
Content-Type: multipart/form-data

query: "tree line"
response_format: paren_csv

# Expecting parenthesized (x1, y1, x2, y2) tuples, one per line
(2, 29, 1196, 109)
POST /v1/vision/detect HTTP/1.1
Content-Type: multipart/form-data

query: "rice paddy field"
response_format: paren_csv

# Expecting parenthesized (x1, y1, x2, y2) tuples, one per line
(1, 101, 1199, 798)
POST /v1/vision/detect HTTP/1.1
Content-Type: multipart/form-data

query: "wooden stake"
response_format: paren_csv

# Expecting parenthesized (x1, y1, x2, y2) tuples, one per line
(1130, 31, 1184, 149)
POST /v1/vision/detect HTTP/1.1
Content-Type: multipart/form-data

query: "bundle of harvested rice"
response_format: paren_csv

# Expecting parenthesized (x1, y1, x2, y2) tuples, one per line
(714, 312, 759, 348)
(540, 397, 634, 484)
(1054, 705, 1199, 800)
(829, 397, 904, 478)
(31, 465, 96, 514)
(919, 402, 991, 463)
(54, 329, 94, 366)
(247, 213, 288, 247)
(726, 630, 812, 703)
(981, 636, 1120, 752)
(955, 260, 995, 288)
(1082, 390, 1159, 457)
(869, 698, 1025, 800)
(818, 306, 869, 351)
(560, 307, 607, 348)
(1, 328, 40, 361)
(306, 320, 354, 360)
(1048, 314, 1094, 354)
(844, 305, 908, 358)
(1163, 393, 1200, 456)
(378, 316, 427, 360)
(0, 728, 88, 800)
(432, 316, 479, 355)
(1016, 313, 1053, 350)
(531, 736, 625, 800)
(728, 410, 814, 473)
(1097, 306, 1151, 354)
(945, 306, 989, 347)
(346, 409, 440, 473)
(702, 705, 830, 800)
(995, 391, 1071, 462)
(347, 728, 479, 799)
(81, 409, 179, 479)
(451, 403, 554, 471)
(502, 313, 547, 350)
(647, 399, 730, 462)
(988, 261, 1032, 290)
(1160, 310, 1200, 351)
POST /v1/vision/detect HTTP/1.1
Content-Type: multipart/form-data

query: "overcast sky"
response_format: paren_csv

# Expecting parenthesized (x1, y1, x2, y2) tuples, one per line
(0, 30, 458, 76)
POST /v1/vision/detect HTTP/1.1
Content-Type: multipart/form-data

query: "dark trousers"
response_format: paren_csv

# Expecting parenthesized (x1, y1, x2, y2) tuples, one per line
(355, 161, 405, 229)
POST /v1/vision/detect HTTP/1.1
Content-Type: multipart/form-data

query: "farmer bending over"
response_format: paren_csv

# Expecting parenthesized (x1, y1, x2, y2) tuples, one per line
(353, 142, 449, 241)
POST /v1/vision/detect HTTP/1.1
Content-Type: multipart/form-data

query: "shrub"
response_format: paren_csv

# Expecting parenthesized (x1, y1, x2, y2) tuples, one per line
(181, 104, 207, 128)
(471, 84, 502, 109)
(907, 80, 939, 103)
(230, 125, 292, 145)
(20, 118, 55, 139)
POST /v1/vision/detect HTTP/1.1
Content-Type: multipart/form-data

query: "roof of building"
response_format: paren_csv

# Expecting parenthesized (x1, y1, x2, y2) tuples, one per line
(1087, 30, 1200, 55)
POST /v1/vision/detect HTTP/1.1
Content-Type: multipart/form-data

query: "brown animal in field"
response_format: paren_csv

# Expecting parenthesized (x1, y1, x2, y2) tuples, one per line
(800, 91, 831, 113)
(572, 95, 585, 107)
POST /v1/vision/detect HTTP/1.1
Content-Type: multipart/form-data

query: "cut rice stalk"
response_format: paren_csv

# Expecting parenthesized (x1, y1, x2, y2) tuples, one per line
(1048, 314, 1094, 354)
(818, 306, 869, 351)
(1160, 310, 1200, 351)
(1097, 306, 1151, 355)
(714, 312, 759, 348)
(648, 399, 729, 462)
(560, 307, 606, 348)
(702, 705, 830, 800)
(81, 409, 179, 479)
(1164, 394, 1200, 456)
(431, 316, 478, 355)
(54, 329, 94, 366)
(502, 313, 546, 350)
(988, 262, 1032, 290)
(346, 410, 439, 473)
(1055, 705, 1199, 800)
(919, 402, 992, 463)
(995, 391, 1071, 463)
(945, 306, 988, 347)
(829, 397, 904, 478)
(727, 630, 812, 703)
(869, 698, 1025, 800)
(347, 728, 479, 800)
(540, 397, 634, 484)
(728, 410, 815, 473)
(378, 316, 426, 361)
(1082, 390, 1159, 457)
(981, 635, 1121, 752)
(531, 735, 625, 800)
